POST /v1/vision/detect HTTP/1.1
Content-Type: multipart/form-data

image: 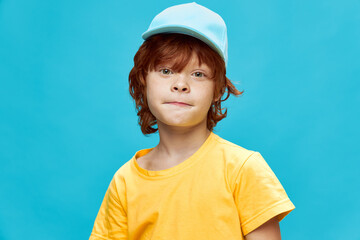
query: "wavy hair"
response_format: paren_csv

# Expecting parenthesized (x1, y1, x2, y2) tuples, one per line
(129, 33, 244, 135)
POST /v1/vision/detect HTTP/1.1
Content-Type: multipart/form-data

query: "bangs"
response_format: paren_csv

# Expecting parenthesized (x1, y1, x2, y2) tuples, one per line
(145, 33, 224, 79)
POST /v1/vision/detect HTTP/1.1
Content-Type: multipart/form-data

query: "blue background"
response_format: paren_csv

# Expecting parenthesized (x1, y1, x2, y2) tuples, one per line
(1, 0, 359, 239)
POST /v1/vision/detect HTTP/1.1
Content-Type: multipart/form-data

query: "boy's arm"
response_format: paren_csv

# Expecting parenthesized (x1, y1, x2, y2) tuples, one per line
(232, 152, 295, 236)
(244, 217, 281, 240)
(90, 175, 128, 240)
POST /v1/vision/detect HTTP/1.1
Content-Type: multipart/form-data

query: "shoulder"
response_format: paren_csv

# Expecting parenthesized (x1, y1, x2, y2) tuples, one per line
(106, 158, 133, 189)
(211, 132, 258, 165)
(114, 160, 132, 177)
(211, 133, 261, 187)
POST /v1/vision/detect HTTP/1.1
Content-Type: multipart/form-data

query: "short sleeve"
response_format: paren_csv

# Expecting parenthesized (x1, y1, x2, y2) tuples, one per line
(90, 174, 128, 240)
(233, 152, 295, 236)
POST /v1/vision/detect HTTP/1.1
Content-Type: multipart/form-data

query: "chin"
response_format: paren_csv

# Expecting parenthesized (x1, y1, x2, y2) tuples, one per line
(159, 117, 205, 128)
(163, 121, 193, 127)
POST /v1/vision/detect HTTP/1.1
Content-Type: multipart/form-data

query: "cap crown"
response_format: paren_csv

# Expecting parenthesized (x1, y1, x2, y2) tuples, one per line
(142, 2, 228, 67)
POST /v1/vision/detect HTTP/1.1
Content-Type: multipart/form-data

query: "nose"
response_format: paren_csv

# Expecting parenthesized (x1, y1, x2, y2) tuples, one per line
(171, 74, 190, 93)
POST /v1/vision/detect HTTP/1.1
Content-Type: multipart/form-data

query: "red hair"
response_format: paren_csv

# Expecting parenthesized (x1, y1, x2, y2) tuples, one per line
(128, 33, 244, 135)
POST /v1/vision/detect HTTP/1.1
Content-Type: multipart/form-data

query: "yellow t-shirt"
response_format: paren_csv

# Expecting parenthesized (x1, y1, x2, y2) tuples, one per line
(90, 132, 295, 240)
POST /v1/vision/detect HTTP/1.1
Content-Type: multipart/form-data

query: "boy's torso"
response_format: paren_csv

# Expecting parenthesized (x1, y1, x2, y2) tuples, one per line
(124, 134, 248, 239)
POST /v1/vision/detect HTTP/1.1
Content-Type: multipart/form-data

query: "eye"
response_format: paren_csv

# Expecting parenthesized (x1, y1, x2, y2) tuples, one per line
(192, 72, 205, 77)
(160, 68, 173, 75)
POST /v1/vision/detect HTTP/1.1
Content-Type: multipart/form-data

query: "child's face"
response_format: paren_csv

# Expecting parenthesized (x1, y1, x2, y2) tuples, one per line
(146, 53, 215, 129)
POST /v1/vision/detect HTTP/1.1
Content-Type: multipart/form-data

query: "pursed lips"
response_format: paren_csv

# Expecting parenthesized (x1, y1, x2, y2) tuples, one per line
(165, 101, 192, 106)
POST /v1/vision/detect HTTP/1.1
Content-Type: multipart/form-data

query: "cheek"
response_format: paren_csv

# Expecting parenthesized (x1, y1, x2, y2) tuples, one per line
(146, 84, 164, 116)
(145, 79, 157, 103)
(146, 88, 156, 111)
(147, 84, 163, 102)
(198, 84, 216, 105)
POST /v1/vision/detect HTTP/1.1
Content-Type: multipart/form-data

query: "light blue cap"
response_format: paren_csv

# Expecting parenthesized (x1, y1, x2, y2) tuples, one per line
(142, 2, 228, 67)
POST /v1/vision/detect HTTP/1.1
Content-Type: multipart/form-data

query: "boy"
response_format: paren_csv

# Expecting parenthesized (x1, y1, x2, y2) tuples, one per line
(90, 2, 295, 240)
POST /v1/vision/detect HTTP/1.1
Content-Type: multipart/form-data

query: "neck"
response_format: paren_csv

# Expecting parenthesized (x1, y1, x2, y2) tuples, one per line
(154, 119, 211, 160)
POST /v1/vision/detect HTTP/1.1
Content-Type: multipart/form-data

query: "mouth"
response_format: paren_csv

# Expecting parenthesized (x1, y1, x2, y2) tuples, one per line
(165, 101, 192, 107)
